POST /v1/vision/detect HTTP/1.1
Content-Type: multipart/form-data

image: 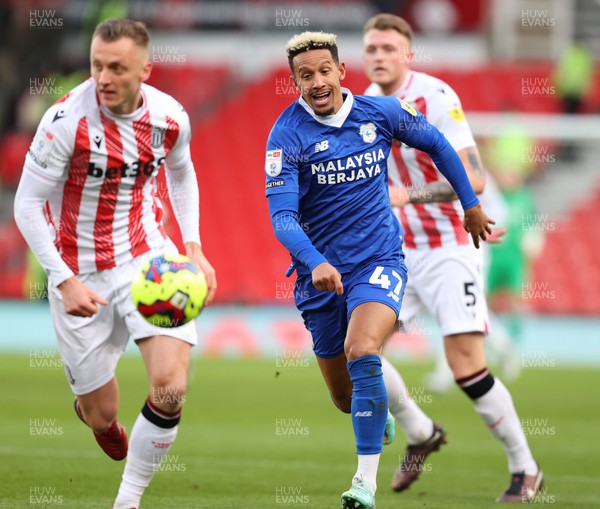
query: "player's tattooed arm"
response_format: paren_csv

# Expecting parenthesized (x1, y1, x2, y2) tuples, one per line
(408, 146, 486, 203)
(458, 146, 486, 194)
(390, 146, 485, 205)
(407, 182, 456, 204)
(389, 181, 456, 206)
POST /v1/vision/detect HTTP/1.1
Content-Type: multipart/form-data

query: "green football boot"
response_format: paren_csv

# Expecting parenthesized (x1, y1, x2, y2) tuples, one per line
(341, 478, 375, 509)
(383, 410, 395, 445)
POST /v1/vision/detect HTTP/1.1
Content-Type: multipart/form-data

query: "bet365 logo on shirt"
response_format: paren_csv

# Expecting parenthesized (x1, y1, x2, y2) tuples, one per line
(87, 157, 165, 179)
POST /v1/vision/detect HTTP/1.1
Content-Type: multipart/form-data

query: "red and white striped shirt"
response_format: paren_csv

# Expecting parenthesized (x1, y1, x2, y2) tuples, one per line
(366, 71, 476, 250)
(18, 78, 199, 284)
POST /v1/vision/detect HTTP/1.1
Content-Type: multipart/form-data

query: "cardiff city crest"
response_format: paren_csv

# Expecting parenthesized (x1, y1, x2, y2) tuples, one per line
(359, 122, 377, 143)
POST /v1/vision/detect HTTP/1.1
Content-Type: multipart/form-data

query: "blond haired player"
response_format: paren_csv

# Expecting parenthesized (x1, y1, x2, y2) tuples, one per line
(267, 30, 493, 509)
(362, 13, 542, 503)
(14, 18, 216, 509)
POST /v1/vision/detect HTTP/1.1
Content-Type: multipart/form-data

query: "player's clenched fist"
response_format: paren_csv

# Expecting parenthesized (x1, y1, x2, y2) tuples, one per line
(312, 262, 344, 295)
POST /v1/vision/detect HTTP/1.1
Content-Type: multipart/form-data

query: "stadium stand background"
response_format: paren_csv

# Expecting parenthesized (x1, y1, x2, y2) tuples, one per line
(1, 0, 600, 322)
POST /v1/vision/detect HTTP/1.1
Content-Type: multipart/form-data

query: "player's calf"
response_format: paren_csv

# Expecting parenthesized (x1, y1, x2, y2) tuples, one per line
(329, 391, 352, 413)
(74, 399, 128, 461)
(75, 398, 118, 433)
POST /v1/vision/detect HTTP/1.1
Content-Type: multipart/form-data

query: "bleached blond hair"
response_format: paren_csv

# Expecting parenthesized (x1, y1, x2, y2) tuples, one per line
(286, 31, 339, 73)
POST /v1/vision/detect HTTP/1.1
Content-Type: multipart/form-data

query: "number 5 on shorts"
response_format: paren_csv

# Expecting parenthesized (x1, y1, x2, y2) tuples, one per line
(369, 266, 404, 302)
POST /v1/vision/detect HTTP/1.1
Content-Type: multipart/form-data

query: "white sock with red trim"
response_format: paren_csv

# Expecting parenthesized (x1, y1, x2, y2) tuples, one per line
(381, 356, 434, 445)
(113, 398, 180, 509)
(457, 368, 537, 475)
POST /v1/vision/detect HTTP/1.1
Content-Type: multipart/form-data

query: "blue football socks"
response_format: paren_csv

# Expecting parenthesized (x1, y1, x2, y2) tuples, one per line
(347, 354, 388, 454)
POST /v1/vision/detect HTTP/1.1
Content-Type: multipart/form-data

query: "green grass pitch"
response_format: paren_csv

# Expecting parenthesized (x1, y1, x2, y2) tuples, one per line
(0, 354, 597, 508)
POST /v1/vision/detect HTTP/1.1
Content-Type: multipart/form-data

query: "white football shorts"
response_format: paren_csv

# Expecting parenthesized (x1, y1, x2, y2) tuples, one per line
(48, 245, 198, 395)
(399, 244, 489, 337)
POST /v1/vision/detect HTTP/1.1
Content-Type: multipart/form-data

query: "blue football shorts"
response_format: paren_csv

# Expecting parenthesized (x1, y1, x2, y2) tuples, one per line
(294, 257, 408, 359)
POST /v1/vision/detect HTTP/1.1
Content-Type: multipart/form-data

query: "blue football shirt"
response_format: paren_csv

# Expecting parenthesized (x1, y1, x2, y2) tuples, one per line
(265, 88, 477, 276)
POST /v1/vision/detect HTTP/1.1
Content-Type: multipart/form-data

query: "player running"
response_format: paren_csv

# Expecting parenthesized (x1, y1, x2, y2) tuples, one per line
(14, 18, 216, 509)
(265, 31, 493, 509)
(362, 13, 543, 502)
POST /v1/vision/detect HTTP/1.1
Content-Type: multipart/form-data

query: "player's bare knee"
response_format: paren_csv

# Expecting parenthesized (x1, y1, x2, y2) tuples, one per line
(447, 352, 486, 380)
(447, 351, 474, 374)
(445, 333, 485, 377)
(344, 341, 379, 361)
(149, 376, 187, 411)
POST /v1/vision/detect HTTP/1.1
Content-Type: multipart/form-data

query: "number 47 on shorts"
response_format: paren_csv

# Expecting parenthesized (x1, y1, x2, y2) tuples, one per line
(369, 266, 404, 303)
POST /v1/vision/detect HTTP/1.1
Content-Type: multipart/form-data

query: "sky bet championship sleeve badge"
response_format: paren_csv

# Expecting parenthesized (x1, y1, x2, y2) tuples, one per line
(359, 123, 377, 143)
(265, 149, 283, 176)
(449, 106, 465, 122)
(29, 127, 55, 168)
(399, 98, 417, 116)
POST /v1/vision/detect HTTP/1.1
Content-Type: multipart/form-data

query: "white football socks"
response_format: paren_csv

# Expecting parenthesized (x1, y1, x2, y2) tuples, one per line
(354, 453, 380, 493)
(113, 400, 180, 509)
(473, 378, 538, 475)
(381, 356, 435, 445)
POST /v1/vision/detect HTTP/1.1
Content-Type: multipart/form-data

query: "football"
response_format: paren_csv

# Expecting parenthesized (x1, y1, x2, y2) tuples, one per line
(131, 253, 208, 327)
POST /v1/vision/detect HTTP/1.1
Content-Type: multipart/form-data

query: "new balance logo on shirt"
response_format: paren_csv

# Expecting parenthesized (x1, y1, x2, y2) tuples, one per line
(314, 140, 329, 153)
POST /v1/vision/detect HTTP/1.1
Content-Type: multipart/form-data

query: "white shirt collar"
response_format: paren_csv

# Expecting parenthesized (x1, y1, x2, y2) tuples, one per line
(298, 87, 354, 128)
(392, 71, 413, 97)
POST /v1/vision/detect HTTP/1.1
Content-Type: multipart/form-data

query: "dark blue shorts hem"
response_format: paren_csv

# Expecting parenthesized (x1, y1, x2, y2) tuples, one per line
(347, 298, 401, 321)
(313, 347, 346, 359)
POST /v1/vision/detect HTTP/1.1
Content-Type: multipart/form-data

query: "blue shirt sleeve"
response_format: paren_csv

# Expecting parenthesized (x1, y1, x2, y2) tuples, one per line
(265, 122, 327, 272)
(267, 192, 328, 272)
(265, 125, 301, 196)
(384, 97, 479, 210)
